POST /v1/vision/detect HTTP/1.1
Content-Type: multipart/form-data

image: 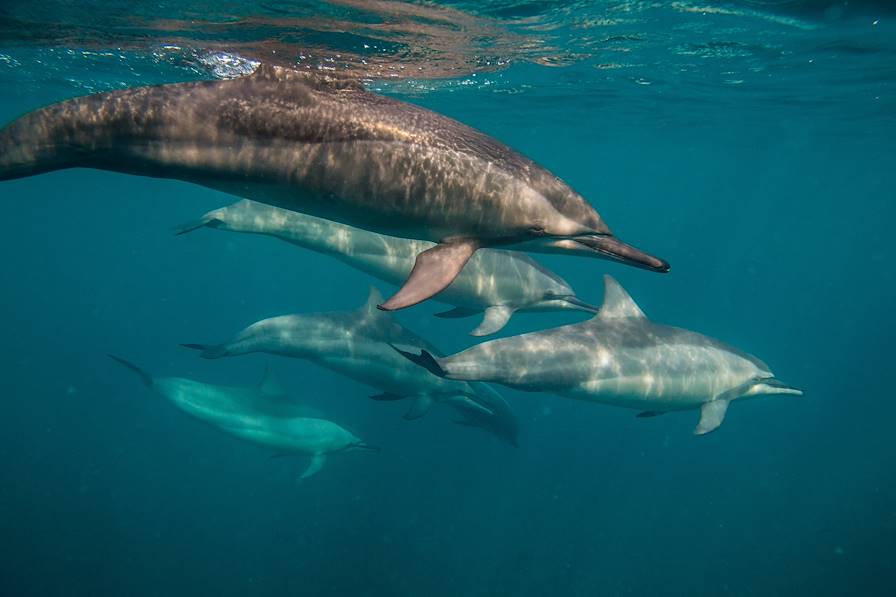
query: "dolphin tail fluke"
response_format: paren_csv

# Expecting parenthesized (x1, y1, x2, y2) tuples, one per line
(378, 240, 479, 311)
(173, 214, 223, 236)
(389, 344, 447, 378)
(107, 354, 154, 388)
(180, 343, 228, 359)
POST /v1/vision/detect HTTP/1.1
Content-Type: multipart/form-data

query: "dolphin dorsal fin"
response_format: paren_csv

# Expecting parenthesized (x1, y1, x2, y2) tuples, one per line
(360, 287, 389, 318)
(597, 275, 646, 320)
(258, 365, 286, 398)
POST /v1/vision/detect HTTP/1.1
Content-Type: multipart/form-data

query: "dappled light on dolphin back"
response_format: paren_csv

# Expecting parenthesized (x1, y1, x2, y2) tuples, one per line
(180, 287, 519, 446)
(0, 63, 667, 310)
(393, 275, 801, 435)
(176, 200, 601, 334)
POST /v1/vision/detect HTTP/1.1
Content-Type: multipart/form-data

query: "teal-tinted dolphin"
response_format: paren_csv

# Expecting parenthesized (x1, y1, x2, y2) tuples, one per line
(176, 199, 600, 336)
(109, 356, 374, 479)
(0, 65, 668, 311)
(183, 287, 519, 445)
(394, 275, 802, 435)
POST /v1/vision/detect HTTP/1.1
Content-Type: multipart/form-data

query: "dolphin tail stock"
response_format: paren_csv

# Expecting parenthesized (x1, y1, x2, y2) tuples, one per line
(180, 343, 229, 359)
(378, 240, 480, 311)
(389, 344, 447, 378)
(107, 354, 154, 388)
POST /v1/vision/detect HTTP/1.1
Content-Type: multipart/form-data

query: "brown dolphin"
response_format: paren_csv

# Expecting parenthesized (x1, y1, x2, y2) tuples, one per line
(0, 64, 668, 309)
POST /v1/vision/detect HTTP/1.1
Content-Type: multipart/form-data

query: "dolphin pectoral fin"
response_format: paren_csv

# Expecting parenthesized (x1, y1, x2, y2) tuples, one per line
(470, 306, 515, 337)
(378, 240, 480, 311)
(434, 307, 482, 319)
(390, 344, 447, 378)
(636, 410, 664, 418)
(369, 392, 406, 401)
(258, 365, 286, 398)
(695, 400, 730, 435)
(299, 453, 326, 480)
(403, 396, 434, 420)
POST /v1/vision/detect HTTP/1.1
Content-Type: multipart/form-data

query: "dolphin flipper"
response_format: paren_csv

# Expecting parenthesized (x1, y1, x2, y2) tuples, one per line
(181, 343, 228, 359)
(378, 240, 479, 311)
(470, 305, 515, 336)
(370, 392, 406, 401)
(695, 400, 730, 435)
(404, 395, 434, 420)
(434, 307, 481, 319)
(299, 453, 326, 480)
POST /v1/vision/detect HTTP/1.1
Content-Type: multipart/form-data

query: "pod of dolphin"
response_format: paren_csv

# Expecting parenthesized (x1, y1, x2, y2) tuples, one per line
(0, 64, 802, 479)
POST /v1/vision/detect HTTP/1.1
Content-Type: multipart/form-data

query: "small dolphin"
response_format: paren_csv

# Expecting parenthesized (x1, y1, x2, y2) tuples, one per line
(182, 287, 519, 446)
(393, 275, 803, 435)
(176, 199, 600, 336)
(0, 65, 668, 311)
(108, 356, 375, 479)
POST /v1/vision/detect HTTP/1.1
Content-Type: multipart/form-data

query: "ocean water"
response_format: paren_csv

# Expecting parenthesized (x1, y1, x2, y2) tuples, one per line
(0, 2, 894, 596)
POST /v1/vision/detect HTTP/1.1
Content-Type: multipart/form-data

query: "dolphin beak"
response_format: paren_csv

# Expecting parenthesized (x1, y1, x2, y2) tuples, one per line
(572, 235, 670, 273)
(759, 378, 804, 397)
(559, 295, 601, 314)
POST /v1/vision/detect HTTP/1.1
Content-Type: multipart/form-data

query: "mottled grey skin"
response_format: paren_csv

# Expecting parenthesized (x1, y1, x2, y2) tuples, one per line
(183, 287, 519, 446)
(0, 64, 667, 310)
(177, 199, 600, 335)
(108, 356, 374, 479)
(395, 275, 803, 435)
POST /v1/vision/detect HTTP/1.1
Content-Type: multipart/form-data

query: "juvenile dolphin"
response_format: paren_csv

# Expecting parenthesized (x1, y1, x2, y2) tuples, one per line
(0, 64, 668, 310)
(108, 356, 374, 479)
(394, 275, 803, 435)
(182, 287, 519, 445)
(176, 199, 600, 336)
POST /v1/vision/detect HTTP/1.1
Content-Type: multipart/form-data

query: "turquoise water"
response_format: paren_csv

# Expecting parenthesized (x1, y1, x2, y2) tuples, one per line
(0, 2, 894, 595)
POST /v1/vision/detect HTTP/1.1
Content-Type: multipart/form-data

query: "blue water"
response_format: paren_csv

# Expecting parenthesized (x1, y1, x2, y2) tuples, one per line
(1, 2, 894, 596)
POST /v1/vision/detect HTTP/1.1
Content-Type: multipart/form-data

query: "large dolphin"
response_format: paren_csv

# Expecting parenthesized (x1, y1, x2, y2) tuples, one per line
(0, 64, 668, 311)
(182, 287, 519, 446)
(108, 356, 375, 479)
(394, 275, 803, 435)
(176, 199, 600, 336)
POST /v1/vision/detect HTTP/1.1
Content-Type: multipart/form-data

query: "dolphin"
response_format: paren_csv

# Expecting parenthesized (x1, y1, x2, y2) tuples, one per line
(108, 355, 374, 479)
(0, 64, 668, 311)
(182, 287, 519, 445)
(176, 199, 600, 336)
(393, 275, 803, 435)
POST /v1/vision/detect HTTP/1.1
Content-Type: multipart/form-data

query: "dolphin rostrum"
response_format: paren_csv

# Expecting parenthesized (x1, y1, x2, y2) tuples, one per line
(182, 287, 519, 446)
(108, 356, 375, 479)
(176, 199, 600, 336)
(0, 64, 668, 310)
(393, 275, 802, 435)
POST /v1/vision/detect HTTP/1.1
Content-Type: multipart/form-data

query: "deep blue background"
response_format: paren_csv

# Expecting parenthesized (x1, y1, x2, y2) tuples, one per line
(0, 7, 894, 596)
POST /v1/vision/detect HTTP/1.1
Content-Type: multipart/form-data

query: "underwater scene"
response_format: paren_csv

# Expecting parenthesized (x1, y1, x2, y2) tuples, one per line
(0, 1, 893, 595)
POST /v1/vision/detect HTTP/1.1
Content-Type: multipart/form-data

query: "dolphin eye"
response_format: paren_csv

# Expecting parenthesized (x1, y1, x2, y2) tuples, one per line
(529, 224, 546, 235)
